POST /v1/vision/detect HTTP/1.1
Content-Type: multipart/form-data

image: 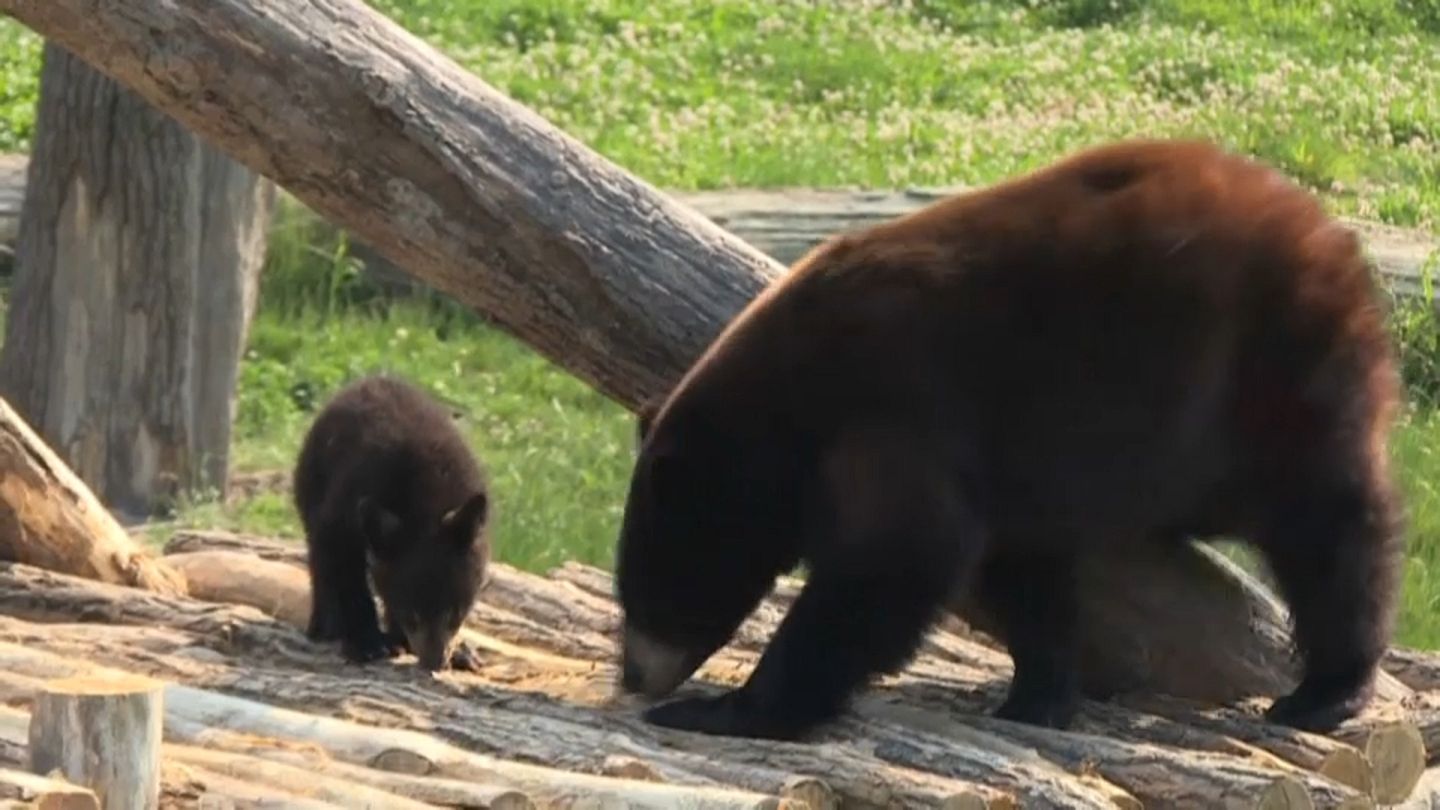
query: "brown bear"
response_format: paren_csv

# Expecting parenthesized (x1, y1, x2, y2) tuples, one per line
(294, 374, 491, 672)
(615, 139, 1405, 740)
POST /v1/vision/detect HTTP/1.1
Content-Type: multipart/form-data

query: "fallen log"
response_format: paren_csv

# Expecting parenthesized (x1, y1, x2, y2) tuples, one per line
(161, 724, 537, 810)
(0, 396, 184, 596)
(0, 663, 805, 810)
(0, 767, 98, 810)
(26, 674, 163, 810)
(0, 706, 535, 810)
(3, 558, 1431, 809)
(164, 529, 1414, 711)
(162, 550, 310, 629)
(0, 617, 1021, 809)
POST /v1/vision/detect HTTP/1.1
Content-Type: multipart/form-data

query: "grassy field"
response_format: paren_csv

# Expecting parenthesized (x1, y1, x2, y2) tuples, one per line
(3, 0, 1440, 641)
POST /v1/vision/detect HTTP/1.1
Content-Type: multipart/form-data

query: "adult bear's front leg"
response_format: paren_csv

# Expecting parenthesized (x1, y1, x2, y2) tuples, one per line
(644, 447, 986, 740)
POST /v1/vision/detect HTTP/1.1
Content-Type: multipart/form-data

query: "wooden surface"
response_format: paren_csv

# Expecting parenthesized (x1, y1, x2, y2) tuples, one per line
(26, 674, 163, 810)
(6, 536, 1440, 807)
(0, 767, 98, 810)
(0, 394, 185, 595)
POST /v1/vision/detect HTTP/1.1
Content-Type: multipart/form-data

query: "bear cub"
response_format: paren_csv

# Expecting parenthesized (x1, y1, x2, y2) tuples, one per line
(615, 139, 1405, 741)
(294, 374, 491, 672)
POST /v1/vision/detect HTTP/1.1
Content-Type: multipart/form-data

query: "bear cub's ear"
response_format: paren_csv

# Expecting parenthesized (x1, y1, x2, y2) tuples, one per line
(357, 496, 405, 556)
(441, 490, 489, 549)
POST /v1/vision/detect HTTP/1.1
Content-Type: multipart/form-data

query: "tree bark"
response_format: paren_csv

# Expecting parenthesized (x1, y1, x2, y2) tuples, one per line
(0, 43, 273, 517)
(26, 674, 163, 810)
(0, 394, 185, 595)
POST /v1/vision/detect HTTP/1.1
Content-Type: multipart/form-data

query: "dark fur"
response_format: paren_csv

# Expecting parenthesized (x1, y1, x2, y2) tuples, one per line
(616, 139, 1405, 740)
(294, 375, 491, 671)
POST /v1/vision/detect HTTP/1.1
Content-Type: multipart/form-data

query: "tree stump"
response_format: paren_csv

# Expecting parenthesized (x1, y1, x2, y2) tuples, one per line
(26, 675, 164, 810)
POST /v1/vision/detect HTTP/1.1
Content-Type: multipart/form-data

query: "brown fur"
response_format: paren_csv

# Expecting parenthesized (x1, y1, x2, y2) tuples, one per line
(617, 139, 1404, 740)
(294, 375, 491, 672)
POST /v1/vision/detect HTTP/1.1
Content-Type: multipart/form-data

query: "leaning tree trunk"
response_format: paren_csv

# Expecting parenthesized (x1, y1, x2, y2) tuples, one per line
(0, 43, 274, 518)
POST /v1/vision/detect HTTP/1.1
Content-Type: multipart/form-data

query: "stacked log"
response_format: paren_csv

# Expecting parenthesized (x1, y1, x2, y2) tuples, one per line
(0, 532, 1437, 808)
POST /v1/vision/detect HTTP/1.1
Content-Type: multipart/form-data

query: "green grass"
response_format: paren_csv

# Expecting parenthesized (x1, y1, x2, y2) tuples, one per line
(4, 0, 1440, 643)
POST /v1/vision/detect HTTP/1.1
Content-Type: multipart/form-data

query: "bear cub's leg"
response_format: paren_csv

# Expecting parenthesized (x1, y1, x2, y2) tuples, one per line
(1257, 467, 1402, 731)
(305, 528, 394, 664)
(974, 547, 1081, 728)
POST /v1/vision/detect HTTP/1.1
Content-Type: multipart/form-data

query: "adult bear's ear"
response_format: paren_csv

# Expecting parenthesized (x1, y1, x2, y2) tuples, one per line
(635, 395, 665, 446)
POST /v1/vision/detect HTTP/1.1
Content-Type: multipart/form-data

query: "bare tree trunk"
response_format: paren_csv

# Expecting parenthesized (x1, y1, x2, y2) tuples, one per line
(0, 43, 273, 517)
(191, 149, 274, 496)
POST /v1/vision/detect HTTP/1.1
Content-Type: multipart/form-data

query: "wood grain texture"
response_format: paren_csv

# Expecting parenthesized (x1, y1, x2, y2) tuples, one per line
(0, 767, 98, 810)
(0, 394, 185, 595)
(0, 45, 274, 515)
(26, 674, 163, 810)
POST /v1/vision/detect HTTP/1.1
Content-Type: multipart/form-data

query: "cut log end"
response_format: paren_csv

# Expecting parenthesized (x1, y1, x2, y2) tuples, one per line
(26, 674, 164, 810)
(1363, 722, 1426, 804)
(780, 775, 837, 810)
(1255, 776, 1315, 810)
(1316, 747, 1373, 796)
(489, 791, 539, 810)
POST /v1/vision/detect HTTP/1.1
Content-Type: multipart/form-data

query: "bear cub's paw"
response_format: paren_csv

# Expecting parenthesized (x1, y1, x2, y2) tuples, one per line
(642, 690, 803, 741)
(340, 629, 400, 665)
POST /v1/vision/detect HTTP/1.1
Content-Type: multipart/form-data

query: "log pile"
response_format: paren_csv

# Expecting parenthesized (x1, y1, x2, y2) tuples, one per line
(0, 525, 1437, 809)
(0, 356, 1431, 807)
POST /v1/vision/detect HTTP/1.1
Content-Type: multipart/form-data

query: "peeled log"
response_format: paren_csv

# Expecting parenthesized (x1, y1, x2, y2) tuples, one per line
(0, 396, 184, 595)
(2, 558, 1425, 808)
(0, 768, 98, 810)
(163, 550, 310, 628)
(0, 642, 814, 810)
(0, 707, 534, 810)
(26, 675, 163, 810)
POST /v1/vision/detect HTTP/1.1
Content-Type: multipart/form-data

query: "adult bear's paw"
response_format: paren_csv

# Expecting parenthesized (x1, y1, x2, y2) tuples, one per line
(642, 691, 802, 741)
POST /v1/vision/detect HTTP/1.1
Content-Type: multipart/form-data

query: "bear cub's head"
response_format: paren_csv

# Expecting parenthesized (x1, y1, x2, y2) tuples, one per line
(361, 490, 490, 671)
(615, 395, 805, 699)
